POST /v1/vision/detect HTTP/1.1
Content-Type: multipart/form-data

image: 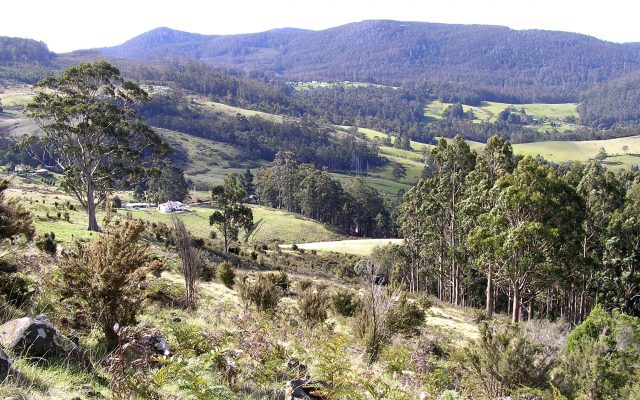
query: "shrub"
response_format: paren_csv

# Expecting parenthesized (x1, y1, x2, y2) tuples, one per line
(111, 196, 122, 209)
(145, 279, 186, 308)
(297, 278, 314, 292)
(35, 232, 57, 255)
(416, 295, 433, 312)
(56, 221, 163, 350)
(463, 322, 554, 398)
(291, 244, 299, 251)
(191, 237, 205, 249)
(267, 271, 290, 293)
(388, 294, 425, 335)
(331, 288, 360, 317)
(237, 274, 283, 312)
(555, 305, 640, 399)
(0, 266, 33, 307)
(299, 288, 330, 325)
(216, 262, 236, 288)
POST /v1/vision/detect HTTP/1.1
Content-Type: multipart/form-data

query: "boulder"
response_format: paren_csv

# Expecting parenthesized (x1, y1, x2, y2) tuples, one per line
(140, 332, 172, 357)
(0, 315, 92, 371)
(285, 379, 328, 400)
(0, 346, 11, 381)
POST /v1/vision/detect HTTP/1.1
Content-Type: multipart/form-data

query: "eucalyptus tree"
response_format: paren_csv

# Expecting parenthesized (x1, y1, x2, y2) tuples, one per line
(572, 162, 624, 321)
(210, 174, 254, 253)
(601, 179, 640, 316)
(490, 157, 584, 322)
(24, 61, 167, 231)
(465, 136, 516, 316)
(431, 136, 476, 305)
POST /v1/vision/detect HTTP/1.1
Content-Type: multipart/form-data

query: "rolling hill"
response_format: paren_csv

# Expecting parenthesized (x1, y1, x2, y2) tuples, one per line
(96, 20, 640, 102)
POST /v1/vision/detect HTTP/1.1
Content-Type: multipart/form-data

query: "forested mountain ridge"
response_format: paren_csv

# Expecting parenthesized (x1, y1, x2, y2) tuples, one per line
(96, 20, 640, 102)
(0, 37, 54, 65)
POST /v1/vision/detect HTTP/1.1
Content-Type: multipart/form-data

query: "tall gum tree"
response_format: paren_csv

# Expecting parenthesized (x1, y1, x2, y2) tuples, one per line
(23, 61, 167, 231)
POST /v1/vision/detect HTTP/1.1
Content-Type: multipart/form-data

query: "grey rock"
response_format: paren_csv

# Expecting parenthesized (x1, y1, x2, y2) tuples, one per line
(0, 346, 11, 381)
(0, 315, 92, 371)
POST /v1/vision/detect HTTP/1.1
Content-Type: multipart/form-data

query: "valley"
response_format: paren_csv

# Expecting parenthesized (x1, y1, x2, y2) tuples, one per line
(2, 15, 640, 400)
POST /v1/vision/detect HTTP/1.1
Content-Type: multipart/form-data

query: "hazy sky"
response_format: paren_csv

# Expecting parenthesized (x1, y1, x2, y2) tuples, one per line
(3, 0, 639, 52)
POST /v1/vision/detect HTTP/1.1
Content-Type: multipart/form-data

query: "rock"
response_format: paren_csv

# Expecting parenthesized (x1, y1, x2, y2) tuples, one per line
(0, 346, 11, 381)
(137, 329, 172, 357)
(0, 315, 57, 357)
(0, 315, 92, 371)
(285, 379, 327, 400)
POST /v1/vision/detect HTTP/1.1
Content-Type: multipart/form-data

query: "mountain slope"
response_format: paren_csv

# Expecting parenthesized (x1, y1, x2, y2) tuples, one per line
(97, 20, 640, 102)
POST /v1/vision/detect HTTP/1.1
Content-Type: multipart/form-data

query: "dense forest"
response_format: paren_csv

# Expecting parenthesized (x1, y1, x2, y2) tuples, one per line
(395, 135, 640, 324)
(101, 21, 640, 103)
(255, 152, 393, 237)
(139, 92, 384, 171)
(578, 71, 640, 128)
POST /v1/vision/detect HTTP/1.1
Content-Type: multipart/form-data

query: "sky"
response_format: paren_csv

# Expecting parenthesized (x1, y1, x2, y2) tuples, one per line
(2, 0, 640, 52)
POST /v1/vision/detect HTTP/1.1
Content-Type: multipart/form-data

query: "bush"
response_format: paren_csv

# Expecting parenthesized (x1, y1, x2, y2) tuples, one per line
(298, 288, 330, 325)
(0, 266, 33, 307)
(555, 305, 640, 399)
(463, 322, 554, 398)
(191, 237, 205, 249)
(111, 196, 122, 209)
(297, 279, 314, 292)
(388, 294, 425, 335)
(216, 262, 236, 288)
(56, 221, 164, 350)
(331, 288, 360, 317)
(237, 274, 283, 312)
(267, 271, 290, 293)
(35, 232, 57, 255)
(416, 295, 433, 312)
(145, 279, 186, 308)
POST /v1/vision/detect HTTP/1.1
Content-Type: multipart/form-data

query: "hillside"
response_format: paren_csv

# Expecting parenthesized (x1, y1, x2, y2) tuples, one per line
(97, 21, 640, 102)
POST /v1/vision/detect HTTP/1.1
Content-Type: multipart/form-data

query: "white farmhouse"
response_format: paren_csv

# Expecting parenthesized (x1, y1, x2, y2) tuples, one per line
(158, 201, 189, 213)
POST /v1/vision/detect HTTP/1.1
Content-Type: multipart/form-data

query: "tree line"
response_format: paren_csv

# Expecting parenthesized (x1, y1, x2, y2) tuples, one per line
(255, 151, 393, 238)
(140, 92, 384, 171)
(396, 135, 640, 323)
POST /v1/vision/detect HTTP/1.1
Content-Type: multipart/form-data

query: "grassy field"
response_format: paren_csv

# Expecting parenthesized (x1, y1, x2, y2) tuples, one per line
(291, 81, 395, 90)
(424, 100, 579, 133)
(156, 128, 266, 189)
(195, 98, 284, 122)
(513, 136, 640, 168)
(0, 85, 35, 108)
(6, 176, 342, 245)
(281, 238, 404, 256)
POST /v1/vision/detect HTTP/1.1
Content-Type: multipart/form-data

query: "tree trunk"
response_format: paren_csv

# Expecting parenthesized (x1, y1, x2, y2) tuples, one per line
(87, 178, 100, 232)
(512, 284, 521, 323)
(104, 323, 119, 352)
(486, 261, 494, 318)
(223, 222, 229, 252)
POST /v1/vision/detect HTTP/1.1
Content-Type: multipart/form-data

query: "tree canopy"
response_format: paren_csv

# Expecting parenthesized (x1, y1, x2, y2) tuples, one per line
(24, 60, 168, 231)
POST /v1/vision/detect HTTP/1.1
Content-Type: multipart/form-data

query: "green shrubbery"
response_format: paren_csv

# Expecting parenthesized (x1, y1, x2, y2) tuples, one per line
(555, 305, 640, 399)
(331, 288, 360, 317)
(216, 261, 236, 288)
(298, 287, 330, 325)
(35, 231, 57, 255)
(237, 273, 283, 312)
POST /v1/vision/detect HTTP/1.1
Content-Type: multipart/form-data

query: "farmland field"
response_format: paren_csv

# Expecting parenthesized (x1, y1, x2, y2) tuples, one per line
(424, 100, 580, 133)
(5, 176, 341, 245)
(281, 238, 404, 256)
